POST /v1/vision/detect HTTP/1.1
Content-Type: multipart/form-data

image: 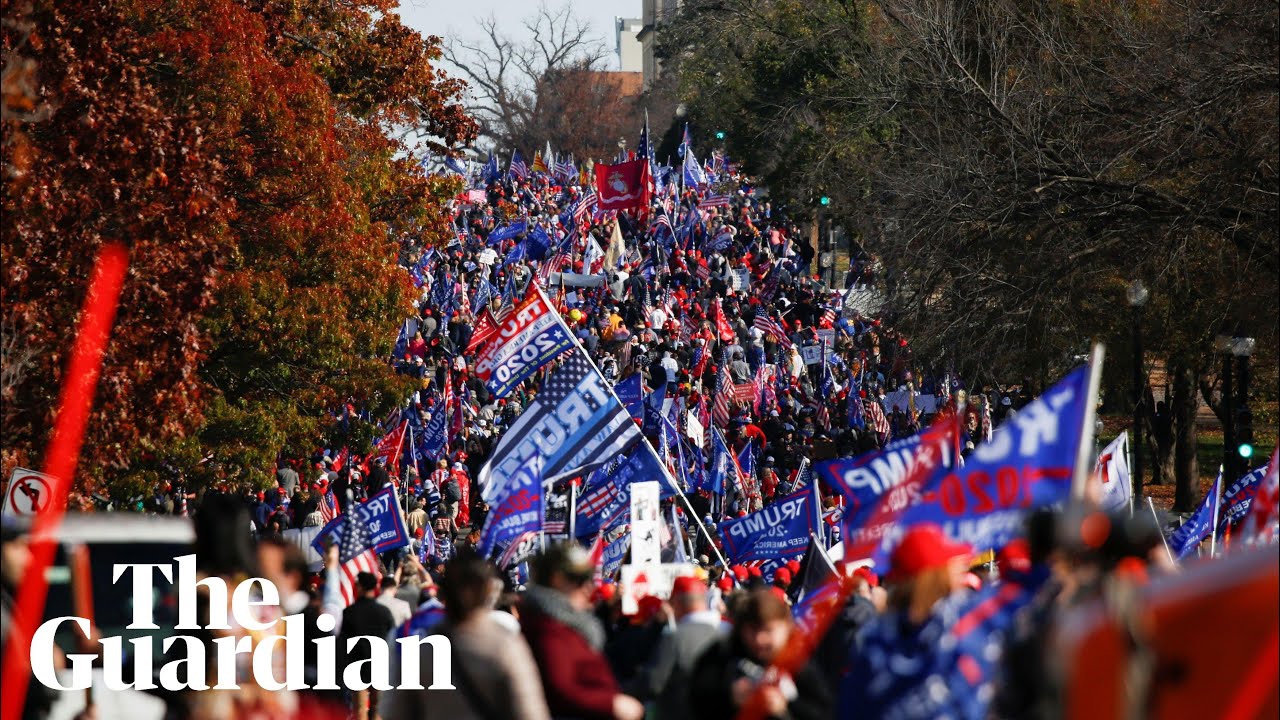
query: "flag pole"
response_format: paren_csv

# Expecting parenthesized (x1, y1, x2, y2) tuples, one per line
(535, 284, 733, 572)
(1147, 496, 1175, 564)
(1209, 466, 1222, 557)
(810, 460, 825, 550)
(1070, 343, 1106, 500)
(569, 478, 578, 540)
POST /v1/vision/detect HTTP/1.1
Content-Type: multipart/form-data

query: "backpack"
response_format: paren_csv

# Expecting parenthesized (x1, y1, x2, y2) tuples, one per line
(443, 480, 462, 503)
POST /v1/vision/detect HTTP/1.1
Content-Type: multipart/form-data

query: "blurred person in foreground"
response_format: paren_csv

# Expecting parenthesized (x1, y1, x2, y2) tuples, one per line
(381, 548, 549, 720)
(688, 588, 832, 720)
(626, 575, 727, 720)
(341, 571, 396, 720)
(837, 523, 975, 719)
(521, 543, 645, 720)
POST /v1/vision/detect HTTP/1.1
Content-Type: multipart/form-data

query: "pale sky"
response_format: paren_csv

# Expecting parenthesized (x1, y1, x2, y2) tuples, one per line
(396, 0, 641, 71)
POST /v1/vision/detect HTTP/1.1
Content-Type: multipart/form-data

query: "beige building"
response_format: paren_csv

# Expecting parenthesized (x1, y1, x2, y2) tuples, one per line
(616, 17, 644, 73)
(637, 0, 681, 90)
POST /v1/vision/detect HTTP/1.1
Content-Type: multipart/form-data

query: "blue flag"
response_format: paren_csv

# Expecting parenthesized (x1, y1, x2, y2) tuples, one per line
(487, 218, 527, 246)
(718, 487, 816, 581)
(601, 533, 631, 578)
(615, 374, 644, 421)
(683, 148, 708, 187)
(1218, 464, 1269, 536)
(479, 349, 646, 500)
(575, 446, 670, 538)
(1170, 471, 1222, 559)
(875, 366, 1092, 568)
(700, 426, 735, 496)
(478, 456, 544, 559)
(421, 404, 448, 460)
(311, 486, 410, 557)
(526, 224, 551, 261)
(502, 240, 527, 268)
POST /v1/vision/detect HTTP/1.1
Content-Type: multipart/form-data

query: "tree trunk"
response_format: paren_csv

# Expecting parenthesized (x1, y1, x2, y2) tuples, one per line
(1171, 361, 1199, 512)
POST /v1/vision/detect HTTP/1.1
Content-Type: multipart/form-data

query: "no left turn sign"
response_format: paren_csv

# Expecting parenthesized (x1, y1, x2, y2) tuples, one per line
(4, 467, 57, 516)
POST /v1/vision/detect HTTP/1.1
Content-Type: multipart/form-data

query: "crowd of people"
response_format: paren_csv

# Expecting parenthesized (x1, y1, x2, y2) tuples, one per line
(10, 152, 1272, 720)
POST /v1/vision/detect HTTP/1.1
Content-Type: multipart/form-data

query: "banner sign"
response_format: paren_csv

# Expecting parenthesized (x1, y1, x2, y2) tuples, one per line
(801, 345, 824, 365)
(311, 486, 410, 556)
(631, 481, 663, 565)
(731, 268, 751, 291)
(718, 488, 816, 566)
(473, 285, 574, 398)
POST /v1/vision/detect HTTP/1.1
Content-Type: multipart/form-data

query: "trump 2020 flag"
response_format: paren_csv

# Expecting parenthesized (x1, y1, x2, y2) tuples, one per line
(875, 365, 1093, 567)
(478, 456, 544, 559)
(1217, 464, 1269, 536)
(718, 487, 816, 574)
(1169, 471, 1222, 559)
(1095, 431, 1132, 513)
(479, 348, 646, 503)
(472, 284, 575, 398)
(816, 419, 960, 562)
(311, 485, 410, 557)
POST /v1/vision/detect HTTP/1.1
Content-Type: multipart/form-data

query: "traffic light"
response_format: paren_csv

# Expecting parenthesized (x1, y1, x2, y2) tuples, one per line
(715, 130, 726, 140)
(819, 196, 830, 206)
(1235, 406, 1254, 459)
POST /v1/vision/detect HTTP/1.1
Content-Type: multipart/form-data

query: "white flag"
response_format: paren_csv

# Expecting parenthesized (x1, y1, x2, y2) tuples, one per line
(1095, 432, 1132, 513)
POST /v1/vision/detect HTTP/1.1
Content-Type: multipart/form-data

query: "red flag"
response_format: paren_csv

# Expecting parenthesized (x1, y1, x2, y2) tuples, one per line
(467, 308, 500, 354)
(594, 159, 650, 211)
(373, 420, 408, 476)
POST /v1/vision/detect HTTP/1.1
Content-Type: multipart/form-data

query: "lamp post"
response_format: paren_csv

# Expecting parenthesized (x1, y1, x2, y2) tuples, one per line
(1216, 334, 1235, 483)
(1127, 280, 1149, 502)
(1232, 337, 1256, 472)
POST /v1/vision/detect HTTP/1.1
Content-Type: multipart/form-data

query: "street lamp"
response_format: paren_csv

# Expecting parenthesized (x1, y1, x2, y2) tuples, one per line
(1232, 337, 1256, 467)
(1217, 334, 1236, 481)
(1128, 279, 1149, 502)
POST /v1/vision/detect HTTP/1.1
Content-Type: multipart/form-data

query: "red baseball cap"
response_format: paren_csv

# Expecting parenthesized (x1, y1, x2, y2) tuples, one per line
(672, 576, 705, 596)
(773, 568, 793, 586)
(996, 538, 1032, 574)
(888, 524, 972, 580)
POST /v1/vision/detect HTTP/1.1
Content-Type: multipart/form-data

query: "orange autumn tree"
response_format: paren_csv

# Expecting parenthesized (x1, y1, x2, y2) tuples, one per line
(1, 0, 476, 495)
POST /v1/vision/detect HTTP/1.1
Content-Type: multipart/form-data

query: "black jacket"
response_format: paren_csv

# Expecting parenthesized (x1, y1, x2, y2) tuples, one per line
(688, 634, 832, 720)
(339, 596, 395, 677)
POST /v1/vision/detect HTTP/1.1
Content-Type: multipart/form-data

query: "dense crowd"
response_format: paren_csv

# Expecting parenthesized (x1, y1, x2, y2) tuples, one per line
(9, 154, 1273, 720)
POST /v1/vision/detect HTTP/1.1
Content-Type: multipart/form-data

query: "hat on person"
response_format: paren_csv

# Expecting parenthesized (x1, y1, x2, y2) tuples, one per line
(773, 567, 793, 586)
(888, 523, 973, 580)
(716, 575, 735, 593)
(996, 537, 1032, 574)
(671, 576, 705, 596)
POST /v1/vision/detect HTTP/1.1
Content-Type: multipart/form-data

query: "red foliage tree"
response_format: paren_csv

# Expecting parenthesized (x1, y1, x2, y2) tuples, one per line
(1, 0, 476, 493)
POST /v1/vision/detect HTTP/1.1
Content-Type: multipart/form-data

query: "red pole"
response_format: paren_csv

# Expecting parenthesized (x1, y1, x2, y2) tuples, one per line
(1, 243, 128, 720)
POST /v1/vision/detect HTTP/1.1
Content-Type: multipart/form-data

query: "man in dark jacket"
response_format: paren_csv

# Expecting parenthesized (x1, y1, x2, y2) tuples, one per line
(688, 589, 832, 720)
(521, 544, 645, 720)
(341, 572, 395, 720)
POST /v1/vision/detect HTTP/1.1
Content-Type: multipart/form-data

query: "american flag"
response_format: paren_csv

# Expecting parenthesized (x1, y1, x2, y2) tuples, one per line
(865, 396, 891, 438)
(572, 191, 597, 228)
(536, 251, 570, 284)
(336, 502, 381, 606)
(713, 364, 732, 427)
(509, 150, 528, 179)
(317, 490, 339, 524)
(753, 313, 793, 348)
(556, 157, 575, 182)
(700, 193, 731, 208)
(819, 306, 837, 326)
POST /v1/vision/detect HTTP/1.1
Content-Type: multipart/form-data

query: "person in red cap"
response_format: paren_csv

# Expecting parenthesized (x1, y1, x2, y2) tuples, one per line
(838, 524, 974, 718)
(687, 589, 832, 720)
(625, 575, 725, 720)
